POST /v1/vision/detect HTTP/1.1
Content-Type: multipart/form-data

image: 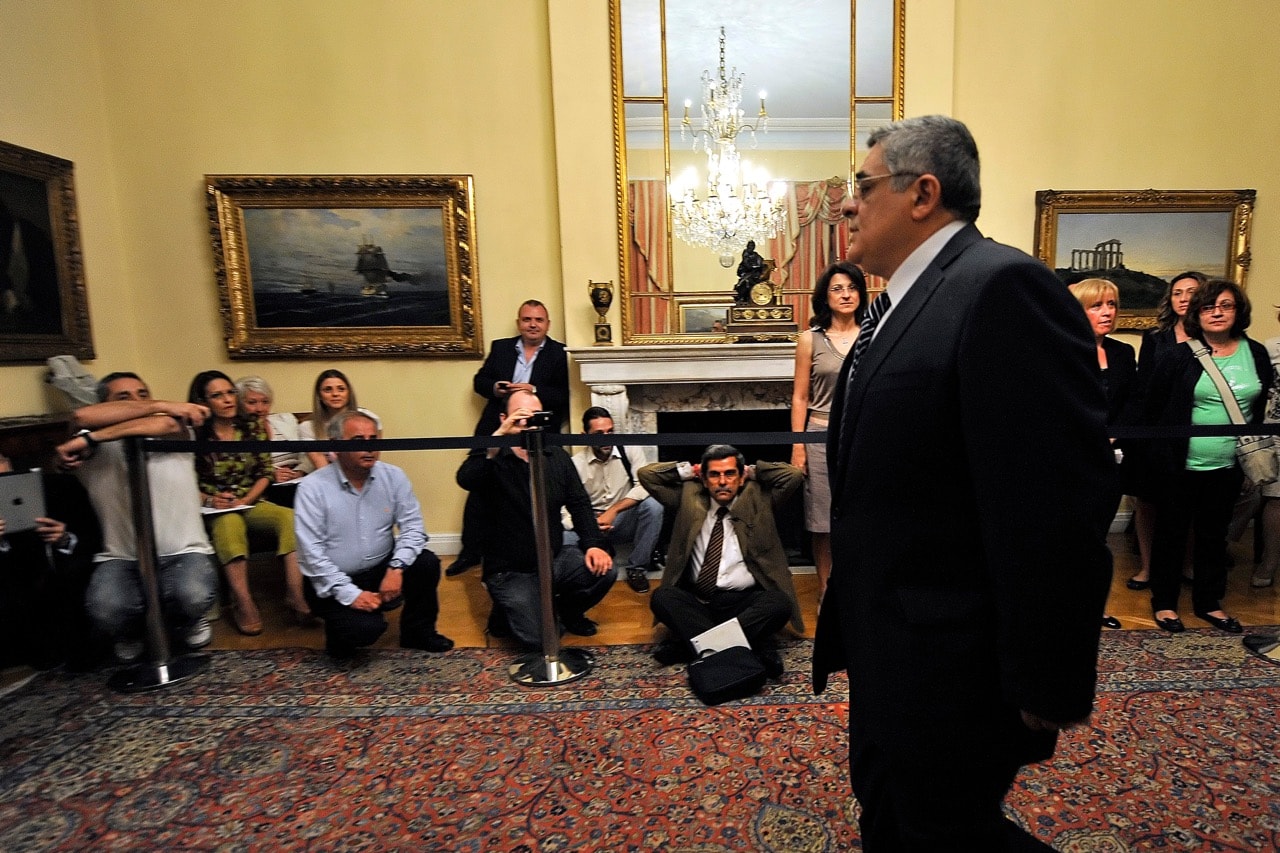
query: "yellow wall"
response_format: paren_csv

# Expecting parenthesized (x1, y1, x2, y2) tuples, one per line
(4, 0, 1280, 538)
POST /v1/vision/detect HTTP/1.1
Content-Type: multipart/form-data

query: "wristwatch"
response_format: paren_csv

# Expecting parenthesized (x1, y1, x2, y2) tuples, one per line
(388, 560, 405, 571)
(74, 428, 99, 448)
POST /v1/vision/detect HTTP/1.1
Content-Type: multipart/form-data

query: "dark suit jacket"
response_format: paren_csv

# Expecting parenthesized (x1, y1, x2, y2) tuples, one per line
(639, 460, 805, 631)
(471, 336, 570, 435)
(813, 223, 1116, 767)
(1101, 336, 1137, 427)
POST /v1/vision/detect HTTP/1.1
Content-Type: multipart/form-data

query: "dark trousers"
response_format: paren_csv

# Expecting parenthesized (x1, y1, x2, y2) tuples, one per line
(484, 544, 616, 650)
(848, 719, 1056, 852)
(304, 550, 442, 656)
(650, 584, 790, 650)
(1150, 465, 1241, 614)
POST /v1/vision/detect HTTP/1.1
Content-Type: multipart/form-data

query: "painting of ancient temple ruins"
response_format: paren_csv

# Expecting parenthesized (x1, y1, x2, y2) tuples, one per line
(1033, 189, 1255, 331)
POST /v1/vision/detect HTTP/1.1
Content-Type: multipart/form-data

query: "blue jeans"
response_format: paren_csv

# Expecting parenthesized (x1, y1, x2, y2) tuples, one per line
(485, 544, 617, 650)
(85, 551, 218, 639)
(563, 496, 663, 570)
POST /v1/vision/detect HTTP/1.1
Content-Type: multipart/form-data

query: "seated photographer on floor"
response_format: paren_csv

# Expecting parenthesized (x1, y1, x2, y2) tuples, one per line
(639, 446, 804, 679)
(456, 391, 615, 650)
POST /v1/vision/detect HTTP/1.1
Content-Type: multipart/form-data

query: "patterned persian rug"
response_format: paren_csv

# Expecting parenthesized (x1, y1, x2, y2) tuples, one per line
(0, 628, 1277, 851)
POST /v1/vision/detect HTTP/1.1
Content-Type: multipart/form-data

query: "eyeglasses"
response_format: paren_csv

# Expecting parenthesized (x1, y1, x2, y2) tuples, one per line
(205, 389, 238, 400)
(850, 171, 923, 200)
(828, 285, 859, 294)
(1199, 301, 1237, 314)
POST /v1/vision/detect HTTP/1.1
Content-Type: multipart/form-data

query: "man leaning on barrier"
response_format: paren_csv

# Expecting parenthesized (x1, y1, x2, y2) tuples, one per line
(54, 371, 219, 663)
(294, 410, 453, 662)
(456, 390, 615, 650)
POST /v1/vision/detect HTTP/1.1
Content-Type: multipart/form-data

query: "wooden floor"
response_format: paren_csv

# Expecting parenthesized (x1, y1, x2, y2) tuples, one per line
(204, 531, 1279, 653)
(3, 532, 1277, 693)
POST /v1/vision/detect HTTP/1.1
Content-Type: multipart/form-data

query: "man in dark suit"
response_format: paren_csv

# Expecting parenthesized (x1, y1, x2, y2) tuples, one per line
(812, 115, 1116, 850)
(449, 299, 570, 575)
(641, 446, 804, 678)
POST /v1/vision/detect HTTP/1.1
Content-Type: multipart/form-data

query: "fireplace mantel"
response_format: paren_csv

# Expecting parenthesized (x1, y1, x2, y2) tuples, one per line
(570, 343, 798, 434)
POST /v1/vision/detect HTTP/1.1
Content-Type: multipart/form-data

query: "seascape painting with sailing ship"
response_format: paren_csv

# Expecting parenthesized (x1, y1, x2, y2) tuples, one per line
(244, 206, 451, 329)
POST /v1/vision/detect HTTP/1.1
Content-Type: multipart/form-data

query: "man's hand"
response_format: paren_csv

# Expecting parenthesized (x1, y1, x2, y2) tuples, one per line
(349, 591, 381, 612)
(496, 405, 539, 437)
(1020, 709, 1091, 733)
(164, 401, 211, 426)
(380, 567, 403, 602)
(584, 546, 613, 576)
(596, 507, 618, 532)
(55, 436, 92, 470)
(790, 446, 808, 474)
(33, 517, 67, 545)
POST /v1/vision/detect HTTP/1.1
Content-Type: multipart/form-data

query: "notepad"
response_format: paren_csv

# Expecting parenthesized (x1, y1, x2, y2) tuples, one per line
(690, 616, 751, 655)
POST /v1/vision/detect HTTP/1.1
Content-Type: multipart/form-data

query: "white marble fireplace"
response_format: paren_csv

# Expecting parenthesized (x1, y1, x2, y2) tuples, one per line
(571, 343, 798, 460)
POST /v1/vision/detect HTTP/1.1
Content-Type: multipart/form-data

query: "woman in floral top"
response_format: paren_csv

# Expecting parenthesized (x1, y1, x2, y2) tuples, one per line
(188, 370, 309, 635)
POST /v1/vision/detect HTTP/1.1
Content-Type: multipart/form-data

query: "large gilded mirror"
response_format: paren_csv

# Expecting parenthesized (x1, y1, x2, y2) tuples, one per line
(611, 0, 904, 343)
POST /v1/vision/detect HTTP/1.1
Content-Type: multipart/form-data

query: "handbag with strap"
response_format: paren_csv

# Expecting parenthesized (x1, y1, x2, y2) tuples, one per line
(1186, 340, 1279, 485)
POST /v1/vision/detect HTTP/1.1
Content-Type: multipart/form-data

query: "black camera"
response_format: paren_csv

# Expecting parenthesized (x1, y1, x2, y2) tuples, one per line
(525, 410, 555, 428)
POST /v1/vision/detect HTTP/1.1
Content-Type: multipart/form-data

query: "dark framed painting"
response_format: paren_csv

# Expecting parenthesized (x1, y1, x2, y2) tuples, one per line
(1034, 189, 1255, 331)
(206, 174, 483, 358)
(0, 141, 93, 363)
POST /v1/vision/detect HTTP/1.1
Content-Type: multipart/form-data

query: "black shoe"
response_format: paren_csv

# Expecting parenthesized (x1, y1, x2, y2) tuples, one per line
(1125, 577, 1150, 591)
(445, 553, 481, 576)
(486, 608, 512, 639)
(1195, 611, 1243, 634)
(563, 614, 598, 636)
(757, 647, 784, 680)
(625, 565, 650, 594)
(402, 632, 455, 652)
(652, 640, 694, 666)
(1155, 614, 1185, 633)
(1101, 615, 1122, 630)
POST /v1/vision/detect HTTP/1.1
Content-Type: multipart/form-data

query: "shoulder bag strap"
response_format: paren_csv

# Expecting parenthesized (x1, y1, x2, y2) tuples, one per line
(1186, 340, 1247, 425)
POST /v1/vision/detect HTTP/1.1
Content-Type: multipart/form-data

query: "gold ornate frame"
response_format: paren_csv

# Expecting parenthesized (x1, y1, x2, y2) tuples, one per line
(206, 174, 482, 358)
(1034, 189, 1255, 332)
(0, 141, 93, 363)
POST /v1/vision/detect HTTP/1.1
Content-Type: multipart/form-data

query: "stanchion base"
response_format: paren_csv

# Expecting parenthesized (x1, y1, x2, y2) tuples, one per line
(1243, 634, 1280, 665)
(108, 653, 209, 693)
(509, 648, 593, 686)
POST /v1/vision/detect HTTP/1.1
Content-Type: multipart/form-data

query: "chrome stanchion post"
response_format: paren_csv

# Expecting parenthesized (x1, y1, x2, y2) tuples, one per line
(108, 436, 209, 692)
(509, 424, 592, 685)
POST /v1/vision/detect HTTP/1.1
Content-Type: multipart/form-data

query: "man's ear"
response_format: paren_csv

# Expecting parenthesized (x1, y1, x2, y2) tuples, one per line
(910, 174, 945, 221)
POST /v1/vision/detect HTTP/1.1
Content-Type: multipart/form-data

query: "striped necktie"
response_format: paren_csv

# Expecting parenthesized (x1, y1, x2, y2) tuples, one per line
(694, 506, 730, 599)
(846, 291, 892, 384)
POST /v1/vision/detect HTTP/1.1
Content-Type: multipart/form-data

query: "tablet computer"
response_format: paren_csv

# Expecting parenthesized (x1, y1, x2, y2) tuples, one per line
(0, 470, 46, 534)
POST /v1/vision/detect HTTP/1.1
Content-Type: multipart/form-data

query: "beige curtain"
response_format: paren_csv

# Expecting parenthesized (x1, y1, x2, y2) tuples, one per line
(628, 180, 670, 334)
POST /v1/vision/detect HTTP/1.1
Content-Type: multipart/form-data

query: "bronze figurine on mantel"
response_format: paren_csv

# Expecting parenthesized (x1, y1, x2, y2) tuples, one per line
(726, 244, 797, 342)
(589, 280, 614, 345)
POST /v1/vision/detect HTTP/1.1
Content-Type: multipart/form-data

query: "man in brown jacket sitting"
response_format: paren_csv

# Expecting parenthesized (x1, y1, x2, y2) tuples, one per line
(639, 445, 803, 678)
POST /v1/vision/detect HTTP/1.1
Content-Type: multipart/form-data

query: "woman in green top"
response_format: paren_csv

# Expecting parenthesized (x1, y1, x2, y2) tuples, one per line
(188, 370, 307, 635)
(1139, 280, 1271, 634)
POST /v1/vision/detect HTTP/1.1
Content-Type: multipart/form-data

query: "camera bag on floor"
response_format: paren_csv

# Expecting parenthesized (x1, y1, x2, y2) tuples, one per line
(687, 645, 766, 705)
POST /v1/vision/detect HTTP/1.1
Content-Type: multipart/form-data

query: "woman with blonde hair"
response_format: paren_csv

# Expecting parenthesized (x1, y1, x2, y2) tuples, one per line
(1069, 278, 1135, 630)
(296, 369, 381, 470)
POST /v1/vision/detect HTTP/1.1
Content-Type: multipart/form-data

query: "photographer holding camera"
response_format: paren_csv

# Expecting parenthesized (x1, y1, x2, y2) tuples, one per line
(455, 390, 615, 650)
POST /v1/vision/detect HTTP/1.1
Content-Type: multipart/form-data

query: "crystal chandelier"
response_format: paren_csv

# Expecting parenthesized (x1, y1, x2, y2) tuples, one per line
(670, 27, 787, 266)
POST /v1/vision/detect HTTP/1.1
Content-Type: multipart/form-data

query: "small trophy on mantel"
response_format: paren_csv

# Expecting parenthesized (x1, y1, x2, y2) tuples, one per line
(589, 280, 614, 345)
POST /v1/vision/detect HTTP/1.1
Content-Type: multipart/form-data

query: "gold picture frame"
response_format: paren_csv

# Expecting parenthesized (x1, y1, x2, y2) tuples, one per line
(1034, 189, 1255, 332)
(0, 141, 93, 363)
(206, 174, 483, 358)
(676, 295, 735, 335)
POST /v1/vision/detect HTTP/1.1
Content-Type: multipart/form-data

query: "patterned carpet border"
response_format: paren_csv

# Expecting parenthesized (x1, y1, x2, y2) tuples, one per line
(1, 627, 1277, 851)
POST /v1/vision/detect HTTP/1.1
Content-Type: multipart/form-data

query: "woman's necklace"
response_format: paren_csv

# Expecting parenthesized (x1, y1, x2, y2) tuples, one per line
(825, 325, 859, 348)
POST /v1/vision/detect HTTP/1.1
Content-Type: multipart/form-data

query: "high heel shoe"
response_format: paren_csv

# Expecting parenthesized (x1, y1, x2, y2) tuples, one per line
(1194, 611, 1243, 634)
